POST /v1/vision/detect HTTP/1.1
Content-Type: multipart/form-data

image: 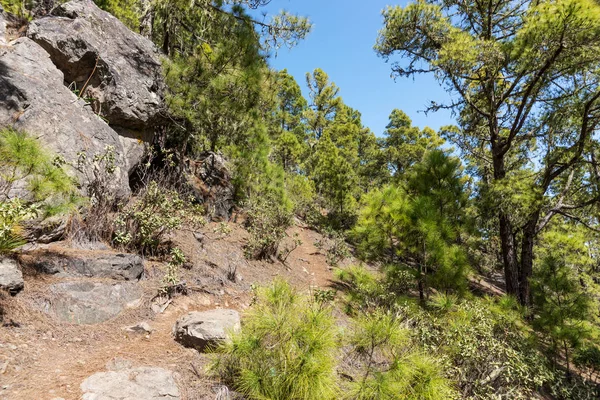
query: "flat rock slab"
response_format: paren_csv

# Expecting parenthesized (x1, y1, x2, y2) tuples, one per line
(81, 367, 180, 400)
(19, 248, 144, 280)
(173, 309, 241, 352)
(0, 257, 23, 295)
(41, 281, 142, 324)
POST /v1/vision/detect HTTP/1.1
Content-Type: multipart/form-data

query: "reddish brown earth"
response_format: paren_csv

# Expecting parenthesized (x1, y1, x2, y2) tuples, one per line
(0, 220, 353, 400)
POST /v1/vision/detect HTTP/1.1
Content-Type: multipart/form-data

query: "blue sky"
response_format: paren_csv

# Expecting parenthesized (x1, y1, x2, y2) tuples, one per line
(257, 0, 456, 137)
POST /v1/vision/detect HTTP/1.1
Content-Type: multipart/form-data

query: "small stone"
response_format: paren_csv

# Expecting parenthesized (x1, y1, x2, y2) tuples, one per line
(173, 309, 241, 352)
(0, 257, 24, 295)
(124, 322, 153, 334)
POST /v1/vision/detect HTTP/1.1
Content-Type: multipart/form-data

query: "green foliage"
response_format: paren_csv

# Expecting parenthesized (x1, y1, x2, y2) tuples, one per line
(343, 310, 457, 400)
(415, 296, 555, 399)
(310, 132, 358, 224)
(375, 0, 600, 306)
(0, 199, 37, 254)
(305, 68, 342, 139)
(0, 128, 77, 253)
(94, 0, 140, 30)
(114, 181, 205, 254)
(382, 109, 444, 179)
(160, 247, 186, 297)
(211, 280, 339, 400)
(353, 152, 470, 300)
(244, 190, 293, 260)
(284, 173, 319, 222)
(532, 255, 593, 374)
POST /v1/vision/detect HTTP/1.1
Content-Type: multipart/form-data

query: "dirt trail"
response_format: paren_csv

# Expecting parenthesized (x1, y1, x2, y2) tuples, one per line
(0, 221, 341, 400)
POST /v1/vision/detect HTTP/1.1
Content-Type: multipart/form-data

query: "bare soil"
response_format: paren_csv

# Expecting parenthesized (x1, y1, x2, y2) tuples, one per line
(0, 220, 352, 400)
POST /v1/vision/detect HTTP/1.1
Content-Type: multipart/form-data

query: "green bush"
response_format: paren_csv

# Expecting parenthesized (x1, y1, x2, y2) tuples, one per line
(343, 310, 457, 400)
(414, 296, 554, 399)
(244, 191, 293, 260)
(211, 280, 339, 400)
(114, 180, 205, 254)
(0, 128, 77, 254)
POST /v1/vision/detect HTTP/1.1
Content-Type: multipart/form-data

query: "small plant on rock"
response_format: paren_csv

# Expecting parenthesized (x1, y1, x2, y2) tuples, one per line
(160, 247, 186, 297)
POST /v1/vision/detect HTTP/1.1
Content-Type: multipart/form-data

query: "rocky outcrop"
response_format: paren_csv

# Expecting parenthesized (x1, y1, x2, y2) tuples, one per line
(187, 153, 235, 221)
(28, 0, 165, 132)
(173, 309, 241, 351)
(19, 248, 144, 280)
(40, 281, 142, 324)
(0, 0, 165, 199)
(0, 36, 141, 198)
(81, 367, 180, 400)
(0, 257, 24, 295)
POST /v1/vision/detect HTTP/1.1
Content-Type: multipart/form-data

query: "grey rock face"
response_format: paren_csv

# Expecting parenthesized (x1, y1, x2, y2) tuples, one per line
(0, 37, 142, 198)
(81, 367, 180, 400)
(173, 309, 241, 352)
(0, 257, 24, 295)
(20, 249, 144, 280)
(28, 0, 165, 131)
(41, 281, 142, 324)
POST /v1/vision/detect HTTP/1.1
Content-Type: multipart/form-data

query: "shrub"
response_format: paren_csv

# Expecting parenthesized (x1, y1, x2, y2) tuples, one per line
(343, 310, 457, 400)
(244, 191, 293, 260)
(211, 280, 339, 400)
(285, 173, 320, 222)
(0, 128, 77, 253)
(114, 180, 205, 254)
(414, 297, 554, 399)
(160, 247, 186, 297)
(0, 199, 37, 254)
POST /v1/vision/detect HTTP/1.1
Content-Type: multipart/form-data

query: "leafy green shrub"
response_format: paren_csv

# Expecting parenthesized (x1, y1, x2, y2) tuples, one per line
(0, 199, 37, 254)
(211, 280, 339, 400)
(114, 181, 205, 254)
(324, 231, 350, 267)
(244, 191, 293, 260)
(414, 296, 554, 399)
(160, 247, 186, 297)
(285, 173, 321, 223)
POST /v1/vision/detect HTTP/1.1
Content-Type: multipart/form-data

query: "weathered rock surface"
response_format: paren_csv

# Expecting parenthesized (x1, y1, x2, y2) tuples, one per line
(0, 257, 24, 295)
(41, 281, 142, 324)
(0, 37, 141, 198)
(19, 248, 144, 280)
(81, 367, 180, 400)
(0, 0, 166, 200)
(187, 152, 234, 221)
(28, 0, 165, 131)
(173, 309, 241, 351)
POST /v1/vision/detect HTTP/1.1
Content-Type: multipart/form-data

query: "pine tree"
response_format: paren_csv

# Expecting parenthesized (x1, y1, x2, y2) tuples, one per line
(381, 109, 444, 180)
(305, 68, 342, 140)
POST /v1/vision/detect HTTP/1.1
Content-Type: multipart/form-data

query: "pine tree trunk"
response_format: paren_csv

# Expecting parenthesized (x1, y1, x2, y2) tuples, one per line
(499, 212, 519, 297)
(493, 140, 520, 300)
(519, 213, 539, 307)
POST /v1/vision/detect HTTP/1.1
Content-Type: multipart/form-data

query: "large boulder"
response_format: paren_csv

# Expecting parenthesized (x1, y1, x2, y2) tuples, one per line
(18, 248, 144, 280)
(0, 37, 141, 197)
(28, 0, 165, 131)
(81, 367, 180, 400)
(40, 281, 142, 324)
(173, 309, 241, 352)
(0, 257, 24, 295)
